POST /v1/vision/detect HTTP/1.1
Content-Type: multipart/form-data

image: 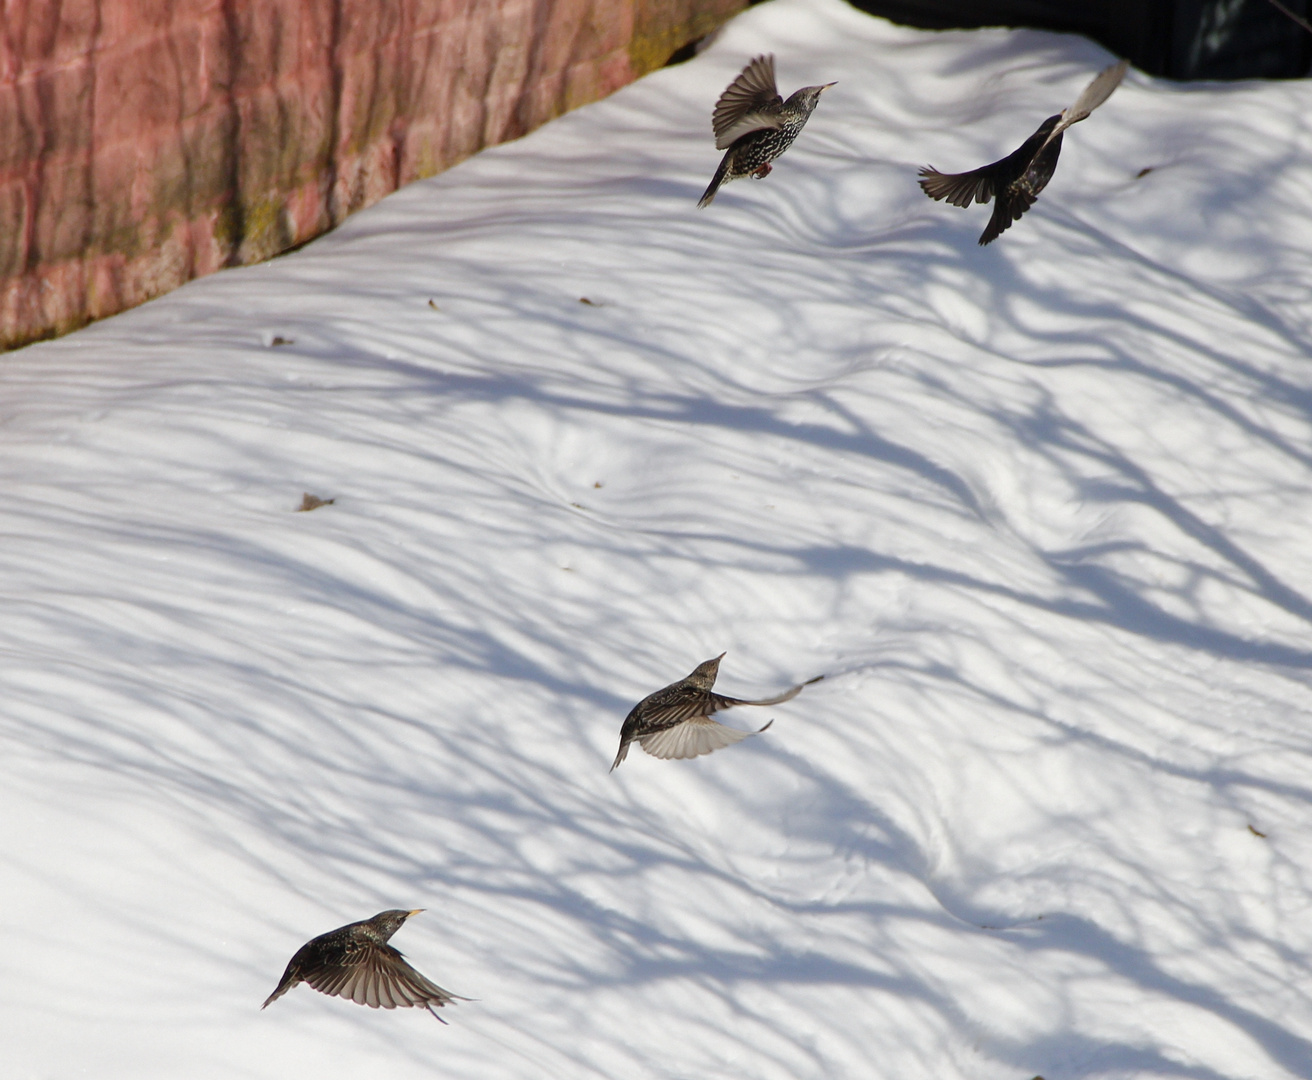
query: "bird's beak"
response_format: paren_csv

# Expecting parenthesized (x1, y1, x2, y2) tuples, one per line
(715, 652, 727, 661)
(820, 82, 837, 92)
(407, 909, 425, 918)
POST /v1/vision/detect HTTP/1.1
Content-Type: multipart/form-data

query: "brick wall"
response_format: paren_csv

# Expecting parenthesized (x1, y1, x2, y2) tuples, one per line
(0, 0, 745, 349)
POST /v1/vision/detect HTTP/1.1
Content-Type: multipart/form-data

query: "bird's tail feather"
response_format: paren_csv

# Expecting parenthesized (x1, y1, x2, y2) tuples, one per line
(261, 976, 296, 1010)
(698, 151, 733, 208)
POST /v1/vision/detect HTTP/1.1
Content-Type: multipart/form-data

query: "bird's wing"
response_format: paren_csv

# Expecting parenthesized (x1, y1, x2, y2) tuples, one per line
(710, 675, 821, 711)
(918, 165, 995, 207)
(632, 690, 721, 729)
(305, 943, 460, 1011)
(1062, 59, 1128, 126)
(638, 716, 773, 760)
(1042, 58, 1128, 150)
(713, 55, 784, 149)
(385, 955, 465, 1008)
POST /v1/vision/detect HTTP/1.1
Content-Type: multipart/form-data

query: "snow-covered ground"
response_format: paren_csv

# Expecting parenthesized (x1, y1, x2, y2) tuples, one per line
(5, 1, 1312, 1076)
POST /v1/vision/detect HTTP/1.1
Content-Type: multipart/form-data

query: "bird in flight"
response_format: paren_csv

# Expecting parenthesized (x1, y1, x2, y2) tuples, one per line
(612, 652, 822, 769)
(262, 909, 466, 1020)
(918, 59, 1129, 244)
(698, 55, 835, 208)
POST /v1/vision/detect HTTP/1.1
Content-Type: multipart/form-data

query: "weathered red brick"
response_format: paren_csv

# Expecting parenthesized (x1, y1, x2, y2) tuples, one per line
(0, 0, 746, 349)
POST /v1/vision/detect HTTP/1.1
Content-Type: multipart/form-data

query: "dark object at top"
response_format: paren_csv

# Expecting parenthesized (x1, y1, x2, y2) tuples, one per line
(698, 55, 835, 207)
(918, 60, 1127, 244)
(612, 652, 822, 769)
(844, 0, 1312, 80)
(262, 909, 465, 1020)
(1266, 0, 1312, 39)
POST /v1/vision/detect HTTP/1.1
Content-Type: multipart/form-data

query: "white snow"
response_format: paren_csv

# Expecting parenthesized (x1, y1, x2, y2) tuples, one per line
(4, 1, 1312, 1076)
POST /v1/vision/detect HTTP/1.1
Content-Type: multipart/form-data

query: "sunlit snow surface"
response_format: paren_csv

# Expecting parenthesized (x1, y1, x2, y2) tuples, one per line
(5, 1, 1312, 1077)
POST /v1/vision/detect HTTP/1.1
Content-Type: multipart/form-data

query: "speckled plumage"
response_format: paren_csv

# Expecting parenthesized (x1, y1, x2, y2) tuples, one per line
(611, 653, 822, 770)
(698, 55, 835, 208)
(262, 909, 465, 1020)
(918, 59, 1128, 244)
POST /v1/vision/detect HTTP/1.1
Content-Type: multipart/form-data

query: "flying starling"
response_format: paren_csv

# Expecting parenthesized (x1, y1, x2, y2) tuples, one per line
(698, 55, 835, 208)
(918, 59, 1128, 245)
(611, 652, 822, 770)
(262, 909, 465, 1020)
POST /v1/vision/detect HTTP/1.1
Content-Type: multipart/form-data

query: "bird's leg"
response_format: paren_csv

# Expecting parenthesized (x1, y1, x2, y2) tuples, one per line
(752, 162, 772, 179)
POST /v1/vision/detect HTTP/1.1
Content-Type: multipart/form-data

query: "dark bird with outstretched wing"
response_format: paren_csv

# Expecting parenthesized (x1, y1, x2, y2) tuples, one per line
(263, 909, 466, 1021)
(918, 60, 1128, 244)
(612, 653, 822, 769)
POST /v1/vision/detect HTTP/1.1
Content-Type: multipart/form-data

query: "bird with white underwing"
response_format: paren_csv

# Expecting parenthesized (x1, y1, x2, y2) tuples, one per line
(612, 653, 822, 770)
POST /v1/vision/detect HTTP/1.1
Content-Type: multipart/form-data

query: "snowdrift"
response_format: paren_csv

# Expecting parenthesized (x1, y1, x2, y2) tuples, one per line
(4, 1, 1312, 1077)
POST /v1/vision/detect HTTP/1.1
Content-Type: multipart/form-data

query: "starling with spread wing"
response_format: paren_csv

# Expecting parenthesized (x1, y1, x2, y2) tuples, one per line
(918, 59, 1128, 245)
(611, 652, 822, 769)
(262, 909, 466, 1020)
(698, 55, 835, 208)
